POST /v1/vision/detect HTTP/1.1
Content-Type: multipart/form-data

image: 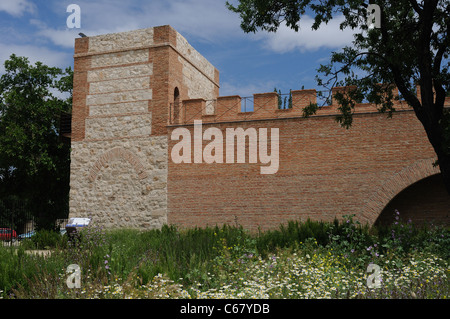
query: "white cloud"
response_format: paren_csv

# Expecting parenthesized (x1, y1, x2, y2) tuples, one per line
(35, 28, 84, 49)
(0, 43, 72, 74)
(220, 80, 278, 98)
(0, 0, 34, 16)
(34, 0, 244, 48)
(256, 15, 357, 53)
(148, 0, 243, 42)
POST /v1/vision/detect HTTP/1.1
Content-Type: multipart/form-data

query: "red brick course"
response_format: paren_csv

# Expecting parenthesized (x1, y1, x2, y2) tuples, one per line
(168, 109, 449, 231)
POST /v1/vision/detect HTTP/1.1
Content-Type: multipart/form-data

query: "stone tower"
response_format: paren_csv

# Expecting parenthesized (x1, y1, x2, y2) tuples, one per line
(69, 25, 220, 228)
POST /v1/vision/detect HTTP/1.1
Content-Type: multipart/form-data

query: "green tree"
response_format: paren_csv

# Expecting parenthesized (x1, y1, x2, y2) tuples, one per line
(227, 0, 450, 194)
(0, 54, 72, 229)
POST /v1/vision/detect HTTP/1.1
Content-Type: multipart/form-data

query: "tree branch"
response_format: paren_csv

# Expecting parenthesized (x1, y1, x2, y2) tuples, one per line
(408, 0, 423, 15)
(377, 5, 423, 118)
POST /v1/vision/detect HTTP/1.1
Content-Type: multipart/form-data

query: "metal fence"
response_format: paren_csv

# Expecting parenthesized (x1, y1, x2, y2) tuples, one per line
(0, 198, 34, 243)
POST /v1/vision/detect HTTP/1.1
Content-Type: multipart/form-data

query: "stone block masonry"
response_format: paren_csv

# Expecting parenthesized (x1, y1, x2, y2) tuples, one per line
(69, 25, 219, 229)
(69, 25, 449, 231)
(70, 137, 168, 229)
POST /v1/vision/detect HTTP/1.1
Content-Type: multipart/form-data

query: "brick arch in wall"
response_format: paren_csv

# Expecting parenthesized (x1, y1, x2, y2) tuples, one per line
(87, 147, 148, 183)
(170, 79, 187, 125)
(360, 158, 441, 225)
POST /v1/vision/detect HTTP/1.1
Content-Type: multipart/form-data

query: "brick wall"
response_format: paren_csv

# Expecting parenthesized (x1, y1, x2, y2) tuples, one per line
(168, 110, 449, 231)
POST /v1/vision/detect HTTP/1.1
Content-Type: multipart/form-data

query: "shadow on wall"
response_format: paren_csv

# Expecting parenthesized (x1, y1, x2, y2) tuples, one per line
(375, 174, 450, 227)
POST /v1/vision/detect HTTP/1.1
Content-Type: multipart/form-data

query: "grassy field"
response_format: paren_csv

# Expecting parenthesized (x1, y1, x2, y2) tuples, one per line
(0, 212, 448, 299)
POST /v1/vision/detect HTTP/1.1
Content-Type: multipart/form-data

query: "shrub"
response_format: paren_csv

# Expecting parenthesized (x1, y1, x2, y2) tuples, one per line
(255, 218, 332, 255)
(327, 214, 375, 254)
(1, 213, 448, 299)
(21, 229, 67, 250)
(375, 210, 450, 260)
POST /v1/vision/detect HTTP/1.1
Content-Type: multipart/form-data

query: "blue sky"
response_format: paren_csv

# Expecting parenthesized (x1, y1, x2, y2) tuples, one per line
(0, 0, 357, 97)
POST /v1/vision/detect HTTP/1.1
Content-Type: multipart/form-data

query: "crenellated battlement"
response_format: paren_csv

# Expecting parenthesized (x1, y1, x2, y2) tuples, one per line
(170, 84, 448, 125)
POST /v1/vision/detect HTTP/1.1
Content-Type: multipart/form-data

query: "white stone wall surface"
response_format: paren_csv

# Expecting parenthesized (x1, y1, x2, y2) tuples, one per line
(70, 26, 220, 229)
(88, 28, 154, 53)
(69, 136, 168, 229)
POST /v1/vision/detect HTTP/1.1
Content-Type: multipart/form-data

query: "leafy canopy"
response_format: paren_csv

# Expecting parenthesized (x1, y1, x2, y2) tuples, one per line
(0, 54, 72, 228)
(227, 0, 449, 122)
(227, 0, 450, 193)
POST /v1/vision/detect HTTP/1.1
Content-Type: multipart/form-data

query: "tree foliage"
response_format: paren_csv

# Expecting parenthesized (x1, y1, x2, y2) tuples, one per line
(0, 54, 72, 229)
(227, 0, 450, 193)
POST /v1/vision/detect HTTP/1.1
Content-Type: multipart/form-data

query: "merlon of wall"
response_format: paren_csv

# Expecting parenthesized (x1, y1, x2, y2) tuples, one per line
(172, 86, 450, 125)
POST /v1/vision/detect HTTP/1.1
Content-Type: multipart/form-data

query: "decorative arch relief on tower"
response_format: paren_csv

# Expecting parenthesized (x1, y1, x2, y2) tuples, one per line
(87, 147, 149, 183)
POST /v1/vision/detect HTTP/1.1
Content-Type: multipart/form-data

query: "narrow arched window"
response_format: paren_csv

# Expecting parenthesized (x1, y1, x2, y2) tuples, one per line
(173, 87, 180, 124)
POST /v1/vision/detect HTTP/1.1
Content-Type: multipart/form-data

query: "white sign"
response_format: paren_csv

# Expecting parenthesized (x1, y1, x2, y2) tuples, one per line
(66, 218, 91, 228)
